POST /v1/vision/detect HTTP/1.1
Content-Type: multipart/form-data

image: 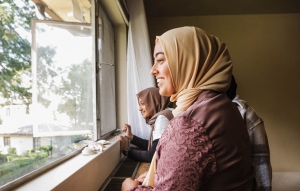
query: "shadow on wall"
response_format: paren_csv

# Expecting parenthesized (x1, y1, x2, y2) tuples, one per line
(273, 172, 300, 191)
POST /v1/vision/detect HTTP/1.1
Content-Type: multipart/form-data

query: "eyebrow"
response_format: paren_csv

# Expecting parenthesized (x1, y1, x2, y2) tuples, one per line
(154, 52, 164, 58)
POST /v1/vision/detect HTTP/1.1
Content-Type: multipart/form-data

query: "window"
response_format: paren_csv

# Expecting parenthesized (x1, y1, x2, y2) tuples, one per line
(0, 0, 116, 189)
(97, 5, 116, 136)
(33, 137, 41, 150)
(32, 19, 95, 146)
(3, 137, 10, 147)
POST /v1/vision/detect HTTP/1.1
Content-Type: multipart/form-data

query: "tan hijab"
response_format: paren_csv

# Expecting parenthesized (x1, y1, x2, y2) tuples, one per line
(156, 26, 233, 116)
(143, 27, 233, 187)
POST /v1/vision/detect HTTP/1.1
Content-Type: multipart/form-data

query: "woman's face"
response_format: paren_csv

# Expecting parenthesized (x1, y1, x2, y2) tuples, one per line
(150, 41, 175, 96)
(138, 98, 150, 119)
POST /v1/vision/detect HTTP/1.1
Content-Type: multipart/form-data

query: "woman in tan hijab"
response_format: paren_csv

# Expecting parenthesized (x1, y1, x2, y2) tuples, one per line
(122, 26, 255, 190)
(116, 87, 173, 162)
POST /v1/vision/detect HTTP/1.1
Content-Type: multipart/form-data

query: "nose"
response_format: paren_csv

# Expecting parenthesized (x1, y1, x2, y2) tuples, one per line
(150, 64, 157, 76)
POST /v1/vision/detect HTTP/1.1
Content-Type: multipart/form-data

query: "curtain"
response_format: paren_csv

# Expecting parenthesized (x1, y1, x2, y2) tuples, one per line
(126, 0, 155, 139)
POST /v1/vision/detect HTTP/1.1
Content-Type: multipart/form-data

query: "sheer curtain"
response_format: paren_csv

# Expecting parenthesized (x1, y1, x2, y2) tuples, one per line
(126, 0, 155, 139)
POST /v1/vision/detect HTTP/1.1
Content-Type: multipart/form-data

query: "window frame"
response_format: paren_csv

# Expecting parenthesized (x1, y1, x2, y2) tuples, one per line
(0, 1, 118, 190)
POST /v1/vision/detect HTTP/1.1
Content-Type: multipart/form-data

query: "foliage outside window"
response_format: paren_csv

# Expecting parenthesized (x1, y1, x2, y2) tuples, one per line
(0, 0, 116, 189)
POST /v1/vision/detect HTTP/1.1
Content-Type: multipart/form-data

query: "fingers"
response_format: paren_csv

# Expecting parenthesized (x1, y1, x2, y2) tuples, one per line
(122, 124, 130, 132)
(115, 135, 127, 151)
(121, 178, 139, 191)
(115, 135, 125, 141)
(122, 125, 127, 132)
(136, 176, 145, 183)
(115, 135, 124, 140)
(136, 171, 148, 182)
(121, 124, 133, 140)
(115, 136, 126, 143)
(140, 171, 148, 178)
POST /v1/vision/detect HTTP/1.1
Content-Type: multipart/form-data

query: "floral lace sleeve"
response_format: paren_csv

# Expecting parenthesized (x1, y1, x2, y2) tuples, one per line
(130, 116, 217, 191)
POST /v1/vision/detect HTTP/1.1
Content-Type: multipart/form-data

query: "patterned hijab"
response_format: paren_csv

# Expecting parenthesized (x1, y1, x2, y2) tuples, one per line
(137, 87, 173, 150)
(156, 26, 233, 116)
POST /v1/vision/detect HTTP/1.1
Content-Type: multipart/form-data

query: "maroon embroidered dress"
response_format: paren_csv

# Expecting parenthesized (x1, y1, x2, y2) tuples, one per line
(131, 90, 254, 190)
(126, 26, 255, 191)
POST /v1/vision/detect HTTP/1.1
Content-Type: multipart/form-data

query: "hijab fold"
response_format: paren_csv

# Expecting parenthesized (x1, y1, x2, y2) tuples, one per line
(143, 26, 233, 189)
(156, 26, 233, 116)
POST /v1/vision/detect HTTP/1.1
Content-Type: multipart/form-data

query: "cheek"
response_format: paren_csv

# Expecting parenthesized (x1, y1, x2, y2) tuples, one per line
(162, 62, 171, 78)
(168, 80, 175, 93)
(164, 66, 175, 92)
(143, 110, 150, 118)
(166, 82, 175, 96)
(142, 105, 147, 112)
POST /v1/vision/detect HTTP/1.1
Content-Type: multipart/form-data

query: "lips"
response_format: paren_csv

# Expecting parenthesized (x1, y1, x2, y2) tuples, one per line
(156, 78, 163, 87)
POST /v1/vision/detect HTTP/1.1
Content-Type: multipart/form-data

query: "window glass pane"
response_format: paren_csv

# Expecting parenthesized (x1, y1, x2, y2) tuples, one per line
(0, 0, 97, 188)
(31, 18, 95, 158)
(32, 20, 95, 142)
(99, 64, 116, 135)
(97, 5, 116, 136)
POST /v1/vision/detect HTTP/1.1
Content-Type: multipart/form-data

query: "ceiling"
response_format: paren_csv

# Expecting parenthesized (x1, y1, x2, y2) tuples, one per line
(32, 0, 91, 22)
(31, 0, 300, 24)
(143, 0, 300, 17)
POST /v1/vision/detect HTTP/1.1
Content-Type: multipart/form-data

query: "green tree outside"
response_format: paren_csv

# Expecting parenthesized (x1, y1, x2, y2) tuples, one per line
(0, 0, 36, 110)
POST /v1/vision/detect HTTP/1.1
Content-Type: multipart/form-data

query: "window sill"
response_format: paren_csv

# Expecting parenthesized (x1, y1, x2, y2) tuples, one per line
(15, 137, 122, 191)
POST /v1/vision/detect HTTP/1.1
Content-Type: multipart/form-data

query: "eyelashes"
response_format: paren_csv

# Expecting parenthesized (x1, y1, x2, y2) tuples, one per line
(154, 59, 164, 65)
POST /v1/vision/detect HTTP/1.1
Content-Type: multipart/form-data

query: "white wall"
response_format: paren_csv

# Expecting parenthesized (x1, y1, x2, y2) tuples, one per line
(0, 137, 3, 148)
(10, 136, 32, 155)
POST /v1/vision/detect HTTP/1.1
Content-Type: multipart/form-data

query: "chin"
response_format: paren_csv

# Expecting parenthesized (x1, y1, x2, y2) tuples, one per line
(159, 88, 172, 97)
(158, 87, 166, 95)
